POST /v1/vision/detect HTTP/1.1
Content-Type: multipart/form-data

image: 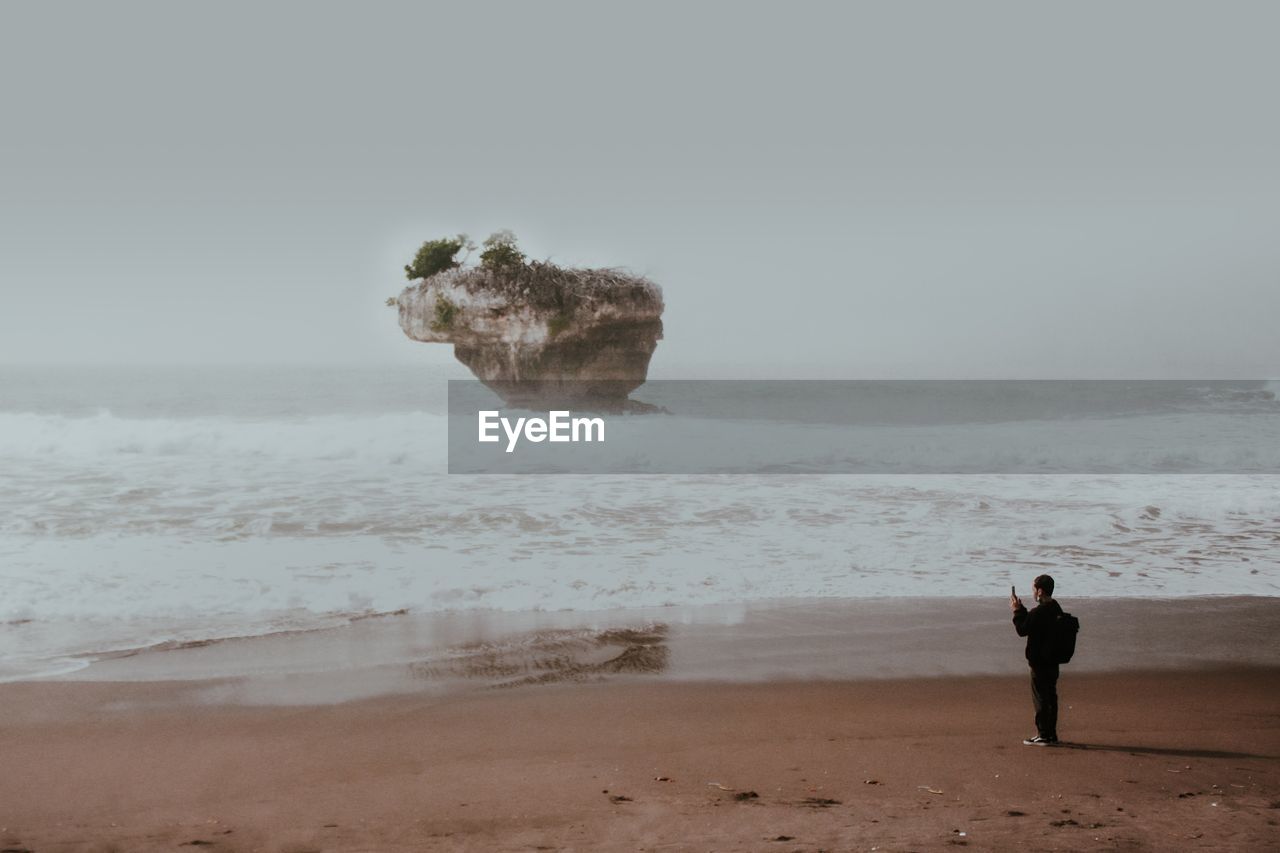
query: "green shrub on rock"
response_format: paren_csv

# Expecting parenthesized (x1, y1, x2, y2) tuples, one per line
(431, 294, 458, 331)
(405, 234, 474, 280)
(479, 230, 526, 271)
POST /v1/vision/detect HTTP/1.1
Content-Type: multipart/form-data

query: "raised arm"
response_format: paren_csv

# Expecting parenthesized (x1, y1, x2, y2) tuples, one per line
(1012, 602, 1033, 636)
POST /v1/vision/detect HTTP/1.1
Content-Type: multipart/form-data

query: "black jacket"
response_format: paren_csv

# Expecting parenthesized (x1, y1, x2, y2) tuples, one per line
(1013, 598, 1063, 668)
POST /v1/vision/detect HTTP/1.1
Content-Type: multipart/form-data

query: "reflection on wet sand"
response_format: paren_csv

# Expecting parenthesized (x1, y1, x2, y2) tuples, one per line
(410, 624, 670, 687)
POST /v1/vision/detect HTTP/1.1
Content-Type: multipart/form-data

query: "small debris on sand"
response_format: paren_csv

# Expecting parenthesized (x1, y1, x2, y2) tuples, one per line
(800, 797, 841, 807)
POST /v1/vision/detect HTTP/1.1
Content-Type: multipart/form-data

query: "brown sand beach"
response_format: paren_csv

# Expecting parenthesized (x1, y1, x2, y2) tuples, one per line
(2, 598, 1278, 852)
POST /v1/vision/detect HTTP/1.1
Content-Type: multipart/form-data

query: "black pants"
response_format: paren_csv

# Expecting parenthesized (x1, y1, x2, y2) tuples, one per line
(1030, 663, 1060, 739)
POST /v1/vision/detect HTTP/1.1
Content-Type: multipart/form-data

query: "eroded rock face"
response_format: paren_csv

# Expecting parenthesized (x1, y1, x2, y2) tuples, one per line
(395, 264, 663, 408)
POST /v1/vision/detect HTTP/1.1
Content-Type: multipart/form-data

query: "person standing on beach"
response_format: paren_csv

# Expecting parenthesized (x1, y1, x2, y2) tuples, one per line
(1010, 574, 1063, 746)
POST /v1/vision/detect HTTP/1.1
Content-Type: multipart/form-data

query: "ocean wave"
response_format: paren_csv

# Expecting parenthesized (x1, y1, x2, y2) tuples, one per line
(0, 409, 449, 464)
(1186, 381, 1280, 409)
(2, 410, 1279, 541)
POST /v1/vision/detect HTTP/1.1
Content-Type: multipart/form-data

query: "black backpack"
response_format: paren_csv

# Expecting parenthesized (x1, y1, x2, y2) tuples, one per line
(1054, 610, 1080, 664)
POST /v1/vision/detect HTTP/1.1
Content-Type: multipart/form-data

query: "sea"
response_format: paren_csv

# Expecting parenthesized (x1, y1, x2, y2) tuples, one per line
(1, 365, 1277, 680)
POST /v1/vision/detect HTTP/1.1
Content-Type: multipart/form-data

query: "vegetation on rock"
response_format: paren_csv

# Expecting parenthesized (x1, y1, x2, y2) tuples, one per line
(479, 229, 526, 272)
(404, 234, 474, 280)
(431, 294, 458, 331)
(396, 231, 662, 327)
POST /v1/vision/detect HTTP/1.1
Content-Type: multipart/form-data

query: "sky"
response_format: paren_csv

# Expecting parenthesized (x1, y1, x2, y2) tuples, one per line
(1, 0, 1277, 377)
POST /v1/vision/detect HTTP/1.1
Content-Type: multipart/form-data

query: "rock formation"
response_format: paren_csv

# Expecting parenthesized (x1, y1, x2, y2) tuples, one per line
(395, 262, 663, 409)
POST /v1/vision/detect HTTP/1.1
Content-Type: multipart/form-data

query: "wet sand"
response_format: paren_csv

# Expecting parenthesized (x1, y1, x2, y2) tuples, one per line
(2, 599, 1279, 851)
(37, 596, 1280, 699)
